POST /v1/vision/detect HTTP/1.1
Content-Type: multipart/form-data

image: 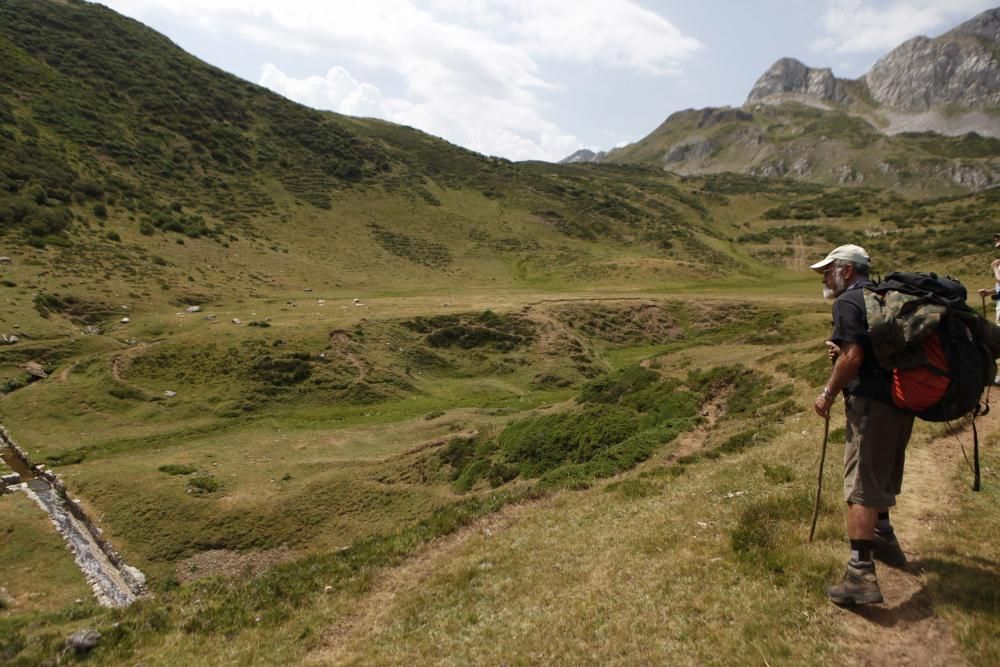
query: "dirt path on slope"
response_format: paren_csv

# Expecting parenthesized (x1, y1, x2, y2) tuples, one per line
(304, 500, 547, 665)
(664, 387, 731, 462)
(110, 342, 149, 382)
(834, 408, 997, 666)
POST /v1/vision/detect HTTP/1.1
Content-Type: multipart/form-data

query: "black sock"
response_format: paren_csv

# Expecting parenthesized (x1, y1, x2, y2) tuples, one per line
(850, 539, 875, 563)
(875, 511, 892, 535)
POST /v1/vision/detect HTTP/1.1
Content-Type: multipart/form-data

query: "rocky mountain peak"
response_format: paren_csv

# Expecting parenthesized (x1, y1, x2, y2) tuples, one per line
(559, 148, 605, 164)
(949, 6, 1000, 42)
(744, 57, 850, 106)
(864, 8, 1000, 113)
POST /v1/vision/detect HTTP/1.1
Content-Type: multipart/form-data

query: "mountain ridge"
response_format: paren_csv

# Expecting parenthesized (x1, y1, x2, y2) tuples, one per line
(566, 7, 1000, 193)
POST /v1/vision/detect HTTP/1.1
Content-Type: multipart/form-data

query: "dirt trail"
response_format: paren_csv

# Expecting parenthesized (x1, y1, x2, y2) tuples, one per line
(329, 330, 368, 383)
(835, 409, 996, 666)
(305, 502, 545, 665)
(110, 342, 150, 382)
(665, 387, 731, 462)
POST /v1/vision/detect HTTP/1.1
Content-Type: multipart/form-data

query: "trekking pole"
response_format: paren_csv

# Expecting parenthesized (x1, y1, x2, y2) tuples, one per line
(809, 414, 830, 542)
(981, 293, 988, 318)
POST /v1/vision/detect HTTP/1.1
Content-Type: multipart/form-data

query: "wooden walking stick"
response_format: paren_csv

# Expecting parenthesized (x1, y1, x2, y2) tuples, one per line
(809, 414, 830, 542)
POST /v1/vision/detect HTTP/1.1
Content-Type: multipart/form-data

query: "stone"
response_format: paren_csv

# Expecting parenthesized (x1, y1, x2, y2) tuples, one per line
(2, 473, 21, 485)
(0, 257, 10, 264)
(186, 305, 202, 313)
(84, 325, 100, 335)
(120, 317, 130, 324)
(23, 361, 47, 378)
(164, 390, 177, 398)
(66, 629, 101, 653)
(663, 137, 712, 164)
(745, 58, 851, 105)
(232, 318, 242, 324)
(0, 334, 18, 345)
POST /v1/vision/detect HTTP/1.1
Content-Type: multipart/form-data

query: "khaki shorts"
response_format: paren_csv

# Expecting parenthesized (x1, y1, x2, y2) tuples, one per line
(843, 394, 915, 508)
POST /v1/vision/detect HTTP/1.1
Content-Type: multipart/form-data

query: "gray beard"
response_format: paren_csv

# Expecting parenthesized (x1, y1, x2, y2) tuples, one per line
(823, 273, 847, 300)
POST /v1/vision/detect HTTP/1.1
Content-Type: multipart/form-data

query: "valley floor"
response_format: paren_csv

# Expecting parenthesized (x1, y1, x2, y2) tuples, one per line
(0, 292, 996, 666)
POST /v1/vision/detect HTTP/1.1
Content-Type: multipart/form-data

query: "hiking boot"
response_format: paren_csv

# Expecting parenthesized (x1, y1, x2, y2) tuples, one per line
(827, 560, 883, 606)
(873, 530, 907, 567)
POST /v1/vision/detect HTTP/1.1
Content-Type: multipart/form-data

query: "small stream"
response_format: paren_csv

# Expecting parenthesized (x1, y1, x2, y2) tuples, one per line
(1, 444, 33, 479)
(2, 442, 145, 607)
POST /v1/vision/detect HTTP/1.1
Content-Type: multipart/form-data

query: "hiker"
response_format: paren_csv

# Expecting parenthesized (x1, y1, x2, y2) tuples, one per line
(811, 244, 912, 606)
(976, 256, 1000, 324)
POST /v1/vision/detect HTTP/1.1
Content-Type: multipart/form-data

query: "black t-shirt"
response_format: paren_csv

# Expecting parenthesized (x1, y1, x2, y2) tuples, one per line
(830, 281, 892, 401)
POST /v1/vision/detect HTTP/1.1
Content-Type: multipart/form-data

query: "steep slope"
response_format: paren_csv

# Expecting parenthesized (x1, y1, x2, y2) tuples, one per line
(0, 0, 757, 306)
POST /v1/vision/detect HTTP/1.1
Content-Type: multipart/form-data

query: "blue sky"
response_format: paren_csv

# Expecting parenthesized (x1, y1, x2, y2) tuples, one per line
(100, 0, 995, 161)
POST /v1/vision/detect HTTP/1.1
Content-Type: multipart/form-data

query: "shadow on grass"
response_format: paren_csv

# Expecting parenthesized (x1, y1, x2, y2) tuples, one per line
(845, 584, 934, 627)
(845, 556, 999, 627)
(917, 556, 1000, 617)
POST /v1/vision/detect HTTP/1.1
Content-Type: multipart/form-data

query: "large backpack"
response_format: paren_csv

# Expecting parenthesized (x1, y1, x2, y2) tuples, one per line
(863, 272, 1000, 490)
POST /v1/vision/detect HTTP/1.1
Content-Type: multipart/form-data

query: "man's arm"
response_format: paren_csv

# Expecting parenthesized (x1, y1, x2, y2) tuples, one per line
(814, 341, 863, 418)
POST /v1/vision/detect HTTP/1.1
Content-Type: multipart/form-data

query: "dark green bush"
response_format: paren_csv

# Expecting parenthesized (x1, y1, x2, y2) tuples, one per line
(159, 464, 197, 475)
(188, 474, 221, 494)
(499, 405, 639, 477)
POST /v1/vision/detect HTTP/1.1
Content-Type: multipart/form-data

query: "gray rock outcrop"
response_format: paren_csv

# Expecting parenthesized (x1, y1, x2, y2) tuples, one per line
(864, 33, 1000, 112)
(559, 149, 606, 164)
(949, 7, 1000, 43)
(746, 58, 851, 105)
(664, 137, 712, 164)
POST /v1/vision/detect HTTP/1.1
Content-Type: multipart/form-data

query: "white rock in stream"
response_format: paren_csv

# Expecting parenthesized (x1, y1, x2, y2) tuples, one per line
(67, 630, 101, 653)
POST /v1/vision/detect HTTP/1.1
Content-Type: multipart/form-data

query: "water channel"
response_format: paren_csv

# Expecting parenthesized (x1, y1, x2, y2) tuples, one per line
(2, 442, 145, 607)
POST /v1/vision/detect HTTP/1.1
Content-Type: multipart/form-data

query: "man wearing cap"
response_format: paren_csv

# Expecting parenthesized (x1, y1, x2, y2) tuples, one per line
(976, 234, 1000, 385)
(976, 240, 1000, 325)
(812, 244, 913, 606)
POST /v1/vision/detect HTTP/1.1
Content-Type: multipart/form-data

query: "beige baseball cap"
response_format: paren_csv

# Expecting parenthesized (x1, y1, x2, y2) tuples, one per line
(809, 244, 870, 272)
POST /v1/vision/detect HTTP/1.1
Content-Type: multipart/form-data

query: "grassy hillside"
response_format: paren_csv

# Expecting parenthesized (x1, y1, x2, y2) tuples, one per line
(605, 103, 1000, 195)
(0, 1, 997, 665)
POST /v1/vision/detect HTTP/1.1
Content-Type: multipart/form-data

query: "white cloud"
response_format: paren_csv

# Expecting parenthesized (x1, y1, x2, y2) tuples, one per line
(815, 0, 995, 54)
(101, 0, 702, 161)
(258, 64, 393, 118)
(511, 0, 703, 75)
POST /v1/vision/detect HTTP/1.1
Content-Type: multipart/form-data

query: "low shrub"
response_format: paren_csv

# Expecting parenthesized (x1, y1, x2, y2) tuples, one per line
(159, 464, 197, 476)
(188, 474, 221, 494)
